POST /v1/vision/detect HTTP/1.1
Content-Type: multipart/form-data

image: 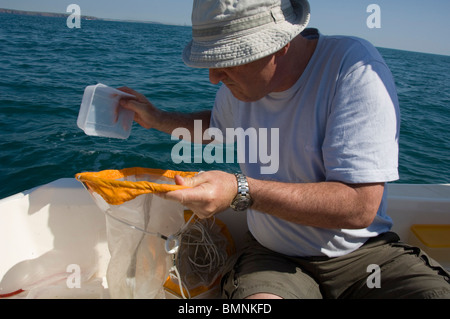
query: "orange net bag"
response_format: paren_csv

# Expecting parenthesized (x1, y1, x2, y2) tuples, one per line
(75, 167, 196, 205)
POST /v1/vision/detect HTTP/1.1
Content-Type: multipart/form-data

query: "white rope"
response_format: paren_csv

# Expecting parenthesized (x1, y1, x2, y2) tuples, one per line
(106, 208, 227, 299)
(168, 215, 228, 299)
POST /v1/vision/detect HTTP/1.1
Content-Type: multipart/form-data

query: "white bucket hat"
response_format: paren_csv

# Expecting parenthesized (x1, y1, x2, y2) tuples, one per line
(183, 0, 310, 69)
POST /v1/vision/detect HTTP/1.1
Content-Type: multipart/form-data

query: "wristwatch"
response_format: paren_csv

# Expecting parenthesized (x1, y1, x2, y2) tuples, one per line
(230, 173, 253, 211)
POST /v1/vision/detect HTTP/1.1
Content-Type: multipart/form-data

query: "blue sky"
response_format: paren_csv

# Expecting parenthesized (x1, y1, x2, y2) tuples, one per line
(1, 0, 449, 56)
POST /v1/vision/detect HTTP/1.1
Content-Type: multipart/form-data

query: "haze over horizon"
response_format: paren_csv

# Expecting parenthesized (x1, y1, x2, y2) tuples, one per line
(0, 0, 449, 56)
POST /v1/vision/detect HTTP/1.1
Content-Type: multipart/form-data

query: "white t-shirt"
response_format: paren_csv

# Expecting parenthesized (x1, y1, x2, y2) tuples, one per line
(210, 32, 400, 257)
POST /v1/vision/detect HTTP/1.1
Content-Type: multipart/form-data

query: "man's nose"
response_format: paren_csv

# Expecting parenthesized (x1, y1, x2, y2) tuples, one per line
(209, 68, 227, 84)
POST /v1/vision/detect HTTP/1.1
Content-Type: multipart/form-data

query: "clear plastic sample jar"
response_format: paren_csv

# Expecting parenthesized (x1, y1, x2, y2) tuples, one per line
(77, 83, 135, 139)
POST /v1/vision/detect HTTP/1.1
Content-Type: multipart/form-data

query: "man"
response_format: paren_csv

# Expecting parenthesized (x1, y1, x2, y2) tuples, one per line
(120, 0, 450, 298)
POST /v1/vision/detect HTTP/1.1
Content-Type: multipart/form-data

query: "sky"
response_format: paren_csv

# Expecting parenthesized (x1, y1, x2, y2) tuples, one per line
(0, 0, 449, 56)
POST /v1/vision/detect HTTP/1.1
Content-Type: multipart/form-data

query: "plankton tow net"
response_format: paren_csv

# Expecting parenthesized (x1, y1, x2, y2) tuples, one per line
(76, 167, 235, 299)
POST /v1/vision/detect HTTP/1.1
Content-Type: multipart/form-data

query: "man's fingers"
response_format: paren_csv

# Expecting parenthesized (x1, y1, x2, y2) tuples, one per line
(174, 174, 203, 187)
(174, 175, 186, 186)
(120, 98, 139, 112)
(159, 171, 235, 219)
(161, 185, 201, 205)
(163, 174, 207, 203)
(117, 86, 144, 100)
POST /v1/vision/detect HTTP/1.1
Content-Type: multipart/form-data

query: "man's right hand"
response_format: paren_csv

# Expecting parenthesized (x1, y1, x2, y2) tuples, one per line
(118, 86, 161, 130)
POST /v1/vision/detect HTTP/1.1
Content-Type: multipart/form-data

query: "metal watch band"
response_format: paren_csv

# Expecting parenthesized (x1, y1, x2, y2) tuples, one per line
(230, 173, 253, 211)
(235, 173, 250, 196)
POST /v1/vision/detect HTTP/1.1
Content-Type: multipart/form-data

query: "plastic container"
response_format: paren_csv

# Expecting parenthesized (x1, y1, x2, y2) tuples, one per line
(77, 83, 135, 139)
(409, 224, 450, 270)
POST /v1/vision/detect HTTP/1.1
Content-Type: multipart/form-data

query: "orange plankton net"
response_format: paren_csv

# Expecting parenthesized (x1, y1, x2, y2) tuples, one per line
(75, 167, 235, 299)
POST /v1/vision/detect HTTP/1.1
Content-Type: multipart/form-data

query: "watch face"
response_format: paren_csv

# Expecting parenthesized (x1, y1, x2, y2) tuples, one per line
(232, 196, 251, 211)
(235, 201, 248, 211)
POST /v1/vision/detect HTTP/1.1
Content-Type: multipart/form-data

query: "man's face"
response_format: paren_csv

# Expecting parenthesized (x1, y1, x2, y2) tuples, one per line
(208, 54, 277, 102)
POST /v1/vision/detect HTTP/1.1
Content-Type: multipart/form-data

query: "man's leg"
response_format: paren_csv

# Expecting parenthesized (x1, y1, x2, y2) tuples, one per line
(221, 233, 322, 299)
(315, 232, 450, 299)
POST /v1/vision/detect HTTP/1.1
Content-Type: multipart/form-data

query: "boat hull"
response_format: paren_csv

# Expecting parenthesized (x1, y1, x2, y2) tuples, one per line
(1, 179, 449, 298)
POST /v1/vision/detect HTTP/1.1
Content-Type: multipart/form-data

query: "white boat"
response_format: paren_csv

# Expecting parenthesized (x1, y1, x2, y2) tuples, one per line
(0, 178, 449, 299)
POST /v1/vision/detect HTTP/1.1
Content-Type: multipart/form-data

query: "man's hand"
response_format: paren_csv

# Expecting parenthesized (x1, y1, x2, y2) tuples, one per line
(160, 170, 237, 219)
(118, 86, 161, 130)
(117, 86, 212, 138)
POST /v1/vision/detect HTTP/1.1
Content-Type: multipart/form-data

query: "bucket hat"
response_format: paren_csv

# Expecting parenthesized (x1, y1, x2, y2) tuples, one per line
(183, 0, 310, 69)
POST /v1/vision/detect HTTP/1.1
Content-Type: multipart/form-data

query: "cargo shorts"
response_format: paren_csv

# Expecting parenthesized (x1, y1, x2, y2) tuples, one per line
(221, 232, 450, 299)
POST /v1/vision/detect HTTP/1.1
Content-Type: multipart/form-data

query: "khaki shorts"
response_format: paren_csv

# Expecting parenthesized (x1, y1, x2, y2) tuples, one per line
(221, 232, 450, 299)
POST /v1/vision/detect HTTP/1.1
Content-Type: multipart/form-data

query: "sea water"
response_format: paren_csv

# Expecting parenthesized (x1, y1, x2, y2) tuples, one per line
(0, 13, 449, 198)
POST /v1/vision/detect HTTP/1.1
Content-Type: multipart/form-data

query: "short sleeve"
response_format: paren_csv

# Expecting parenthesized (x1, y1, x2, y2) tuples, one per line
(323, 60, 400, 184)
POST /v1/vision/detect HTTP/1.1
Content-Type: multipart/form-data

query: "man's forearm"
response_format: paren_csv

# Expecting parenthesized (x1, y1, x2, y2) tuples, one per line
(118, 87, 211, 140)
(154, 109, 211, 141)
(247, 177, 384, 229)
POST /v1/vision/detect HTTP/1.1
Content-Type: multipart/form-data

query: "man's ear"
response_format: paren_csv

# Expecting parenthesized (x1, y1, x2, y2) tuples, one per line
(275, 42, 291, 57)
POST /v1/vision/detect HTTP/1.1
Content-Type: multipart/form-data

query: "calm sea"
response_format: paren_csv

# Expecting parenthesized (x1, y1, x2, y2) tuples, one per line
(0, 14, 449, 199)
